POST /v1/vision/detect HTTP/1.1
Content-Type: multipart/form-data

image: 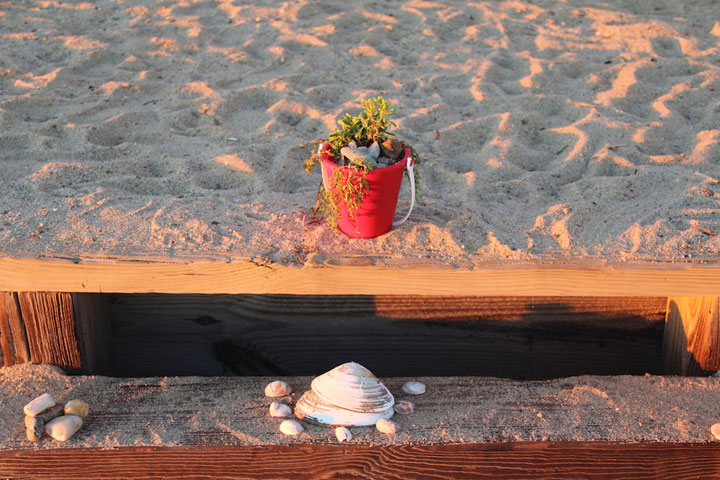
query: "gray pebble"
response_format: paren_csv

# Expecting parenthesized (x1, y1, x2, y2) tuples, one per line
(26, 417, 44, 442)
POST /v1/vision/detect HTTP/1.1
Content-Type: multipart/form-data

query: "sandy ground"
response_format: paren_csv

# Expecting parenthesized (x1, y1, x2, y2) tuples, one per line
(1, 0, 720, 266)
(2, 363, 720, 449)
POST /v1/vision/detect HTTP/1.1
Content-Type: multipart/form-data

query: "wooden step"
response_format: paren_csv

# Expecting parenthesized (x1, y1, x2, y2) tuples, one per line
(1, 364, 720, 479)
(2, 255, 720, 296)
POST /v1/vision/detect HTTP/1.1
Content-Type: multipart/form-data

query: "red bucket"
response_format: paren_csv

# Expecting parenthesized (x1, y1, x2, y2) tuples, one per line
(321, 146, 411, 238)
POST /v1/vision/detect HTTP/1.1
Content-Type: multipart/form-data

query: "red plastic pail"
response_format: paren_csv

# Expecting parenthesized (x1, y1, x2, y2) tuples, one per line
(321, 146, 411, 238)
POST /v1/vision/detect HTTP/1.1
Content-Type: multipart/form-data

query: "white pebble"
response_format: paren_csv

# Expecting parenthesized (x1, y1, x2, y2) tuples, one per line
(269, 401, 293, 418)
(24, 393, 56, 417)
(376, 418, 400, 434)
(711, 423, 720, 440)
(45, 415, 83, 441)
(402, 381, 426, 395)
(279, 419, 303, 436)
(335, 426, 352, 443)
(394, 400, 415, 415)
(64, 399, 89, 419)
(265, 380, 292, 398)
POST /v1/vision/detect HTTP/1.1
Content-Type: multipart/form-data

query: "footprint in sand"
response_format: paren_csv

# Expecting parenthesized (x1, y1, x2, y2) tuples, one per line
(86, 111, 159, 147)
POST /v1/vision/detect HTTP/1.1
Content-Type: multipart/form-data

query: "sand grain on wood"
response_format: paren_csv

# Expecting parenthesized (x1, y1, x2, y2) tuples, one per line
(1, 364, 720, 450)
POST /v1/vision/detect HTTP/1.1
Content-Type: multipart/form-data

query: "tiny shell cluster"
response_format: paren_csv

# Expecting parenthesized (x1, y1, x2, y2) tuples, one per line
(264, 363, 425, 442)
(22, 394, 88, 443)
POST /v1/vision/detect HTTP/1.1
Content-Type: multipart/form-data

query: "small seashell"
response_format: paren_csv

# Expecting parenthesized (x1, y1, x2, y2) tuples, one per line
(24, 393, 56, 417)
(402, 381, 426, 395)
(64, 399, 89, 419)
(269, 401, 293, 418)
(712, 423, 720, 440)
(45, 415, 82, 441)
(279, 419, 304, 436)
(265, 380, 293, 398)
(376, 418, 400, 434)
(335, 426, 352, 443)
(26, 417, 44, 442)
(394, 400, 415, 415)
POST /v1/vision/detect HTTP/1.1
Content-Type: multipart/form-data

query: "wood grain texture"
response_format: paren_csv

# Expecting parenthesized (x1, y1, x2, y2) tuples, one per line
(0, 291, 30, 367)
(2, 443, 720, 480)
(109, 294, 666, 378)
(17, 292, 81, 371)
(663, 297, 720, 375)
(1, 256, 720, 295)
(72, 294, 113, 375)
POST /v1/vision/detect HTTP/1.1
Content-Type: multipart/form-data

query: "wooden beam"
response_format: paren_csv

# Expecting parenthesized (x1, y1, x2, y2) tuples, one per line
(2, 369, 720, 479)
(0, 291, 30, 367)
(2, 443, 720, 480)
(663, 297, 720, 375)
(17, 292, 82, 372)
(109, 294, 666, 378)
(1, 256, 720, 295)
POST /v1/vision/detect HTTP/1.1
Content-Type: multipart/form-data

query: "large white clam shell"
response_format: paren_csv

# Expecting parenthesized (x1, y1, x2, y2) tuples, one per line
(294, 390, 393, 427)
(310, 362, 394, 413)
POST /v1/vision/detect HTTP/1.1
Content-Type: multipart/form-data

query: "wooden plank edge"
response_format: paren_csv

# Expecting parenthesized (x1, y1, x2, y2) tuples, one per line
(663, 297, 720, 375)
(1, 442, 720, 480)
(0, 292, 30, 367)
(2, 256, 720, 295)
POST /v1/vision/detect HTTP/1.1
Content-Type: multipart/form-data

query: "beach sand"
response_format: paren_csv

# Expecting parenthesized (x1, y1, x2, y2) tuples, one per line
(1, 0, 720, 266)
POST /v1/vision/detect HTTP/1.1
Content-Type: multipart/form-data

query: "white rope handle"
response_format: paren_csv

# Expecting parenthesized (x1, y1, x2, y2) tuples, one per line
(392, 156, 415, 227)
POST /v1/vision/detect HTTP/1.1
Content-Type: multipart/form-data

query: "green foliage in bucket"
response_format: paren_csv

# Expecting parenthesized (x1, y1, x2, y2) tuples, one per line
(303, 96, 421, 233)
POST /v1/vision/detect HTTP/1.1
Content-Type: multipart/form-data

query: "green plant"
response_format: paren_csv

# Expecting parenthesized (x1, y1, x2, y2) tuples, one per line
(303, 96, 420, 232)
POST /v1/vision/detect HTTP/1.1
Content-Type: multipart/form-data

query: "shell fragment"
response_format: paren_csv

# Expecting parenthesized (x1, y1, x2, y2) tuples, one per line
(335, 426, 352, 443)
(269, 401, 293, 418)
(402, 381, 426, 395)
(376, 418, 400, 434)
(394, 400, 415, 415)
(279, 419, 304, 436)
(711, 423, 720, 440)
(24, 393, 56, 417)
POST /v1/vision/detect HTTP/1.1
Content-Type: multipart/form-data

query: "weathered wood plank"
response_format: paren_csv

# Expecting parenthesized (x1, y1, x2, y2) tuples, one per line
(2, 365, 720, 479)
(2, 256, 720, 296)
(663, 297, 720, 375)
(17, 292, 81, 371)
(109, 295, 666, 378)
(72, 294, 113, 375)
(2, 443, 720, 480)
(0, 292, 30, 367)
